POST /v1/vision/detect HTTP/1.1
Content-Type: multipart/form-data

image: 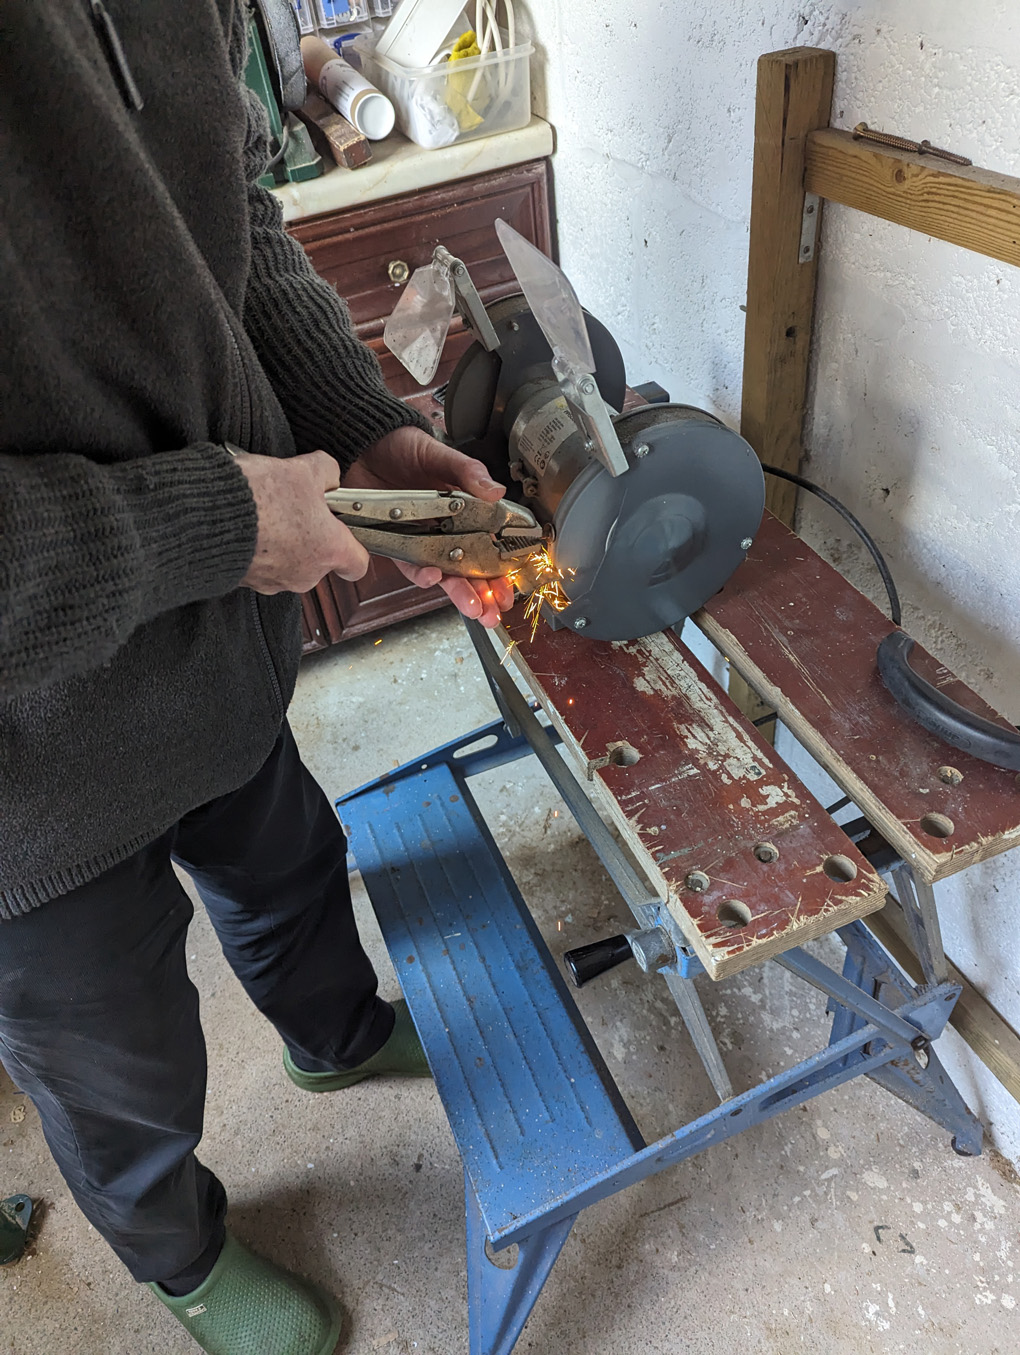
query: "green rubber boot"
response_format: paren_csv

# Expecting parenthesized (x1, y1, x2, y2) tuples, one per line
(284, 998, 431, 1093)
(147, 1231, 343, 1355)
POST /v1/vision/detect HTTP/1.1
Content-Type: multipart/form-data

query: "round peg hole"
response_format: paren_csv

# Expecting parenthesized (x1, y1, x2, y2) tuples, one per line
(717, 899, 753, 929)
(920, 813, 955, 840)
(822, 854, 858, 883)
(685, 870, 710, 893)
(753, 841, 780, 864)
(607, 741, 641, 767)
(938, 766, 963, 787)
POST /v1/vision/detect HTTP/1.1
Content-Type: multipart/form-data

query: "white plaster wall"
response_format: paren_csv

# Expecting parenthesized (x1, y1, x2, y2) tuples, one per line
(518, 1, 1020, 1159)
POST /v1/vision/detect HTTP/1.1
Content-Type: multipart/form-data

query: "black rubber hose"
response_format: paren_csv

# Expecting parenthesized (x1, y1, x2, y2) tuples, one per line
(760, 463, 902, 626)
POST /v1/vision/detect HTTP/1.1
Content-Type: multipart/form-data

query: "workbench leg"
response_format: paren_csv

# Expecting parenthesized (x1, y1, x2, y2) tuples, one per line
(835, 924, 982, 1155)
(891, 864, 949, 986)
(662, 971, 734, 1102)
(868, 1046, 984, 1157)
(466, 1174, 576, 1355)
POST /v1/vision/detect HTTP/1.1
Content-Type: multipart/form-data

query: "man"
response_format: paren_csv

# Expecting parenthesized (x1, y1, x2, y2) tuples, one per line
(0, 4, 513, 1352)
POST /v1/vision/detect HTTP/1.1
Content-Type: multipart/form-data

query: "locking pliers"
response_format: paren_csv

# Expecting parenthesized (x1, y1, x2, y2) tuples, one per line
(324, 488, 545, 579)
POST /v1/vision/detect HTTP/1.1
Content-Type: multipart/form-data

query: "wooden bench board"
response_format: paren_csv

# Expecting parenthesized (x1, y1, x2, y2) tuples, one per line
(696, 512, 1020, 884)
(498, 615, 886, 981)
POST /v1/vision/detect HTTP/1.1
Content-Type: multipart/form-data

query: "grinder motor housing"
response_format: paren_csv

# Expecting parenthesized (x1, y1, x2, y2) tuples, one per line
(444, 293, 766, 642)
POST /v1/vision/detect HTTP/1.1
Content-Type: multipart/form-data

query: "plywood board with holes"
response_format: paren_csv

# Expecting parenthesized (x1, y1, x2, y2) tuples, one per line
(497, 613, 886, 981)
(695, 512, 1020, 883)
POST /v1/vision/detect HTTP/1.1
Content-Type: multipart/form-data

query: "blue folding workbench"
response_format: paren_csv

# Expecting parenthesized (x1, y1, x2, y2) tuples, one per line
(336, 618, 981, 1355)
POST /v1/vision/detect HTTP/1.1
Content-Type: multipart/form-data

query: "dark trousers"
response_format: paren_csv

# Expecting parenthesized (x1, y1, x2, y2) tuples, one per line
(0, 724, 392, 1285)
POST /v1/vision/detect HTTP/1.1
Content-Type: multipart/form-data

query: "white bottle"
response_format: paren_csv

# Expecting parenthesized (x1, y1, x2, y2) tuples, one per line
(318, 56, 395, 141)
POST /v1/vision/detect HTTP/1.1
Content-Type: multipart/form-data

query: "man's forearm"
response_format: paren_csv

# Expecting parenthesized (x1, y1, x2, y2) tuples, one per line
(240, 86, 429, 472)
(0, 446, 256, 700)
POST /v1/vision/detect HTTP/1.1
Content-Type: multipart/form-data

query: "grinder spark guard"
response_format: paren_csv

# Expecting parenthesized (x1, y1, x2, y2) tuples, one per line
(391, 228, 766, 643)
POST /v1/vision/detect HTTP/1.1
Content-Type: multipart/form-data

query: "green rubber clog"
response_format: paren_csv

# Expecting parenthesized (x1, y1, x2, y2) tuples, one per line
(148, 1231, 343, 1355)
(284, 998, 432, 1094)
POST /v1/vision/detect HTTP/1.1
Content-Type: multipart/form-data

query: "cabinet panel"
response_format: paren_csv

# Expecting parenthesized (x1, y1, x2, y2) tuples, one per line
(291, 160, 552, 342)
(327, 557, 448, 640)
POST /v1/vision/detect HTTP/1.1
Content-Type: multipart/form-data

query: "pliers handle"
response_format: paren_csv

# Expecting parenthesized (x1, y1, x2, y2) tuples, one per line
(324, 488, 544, 580)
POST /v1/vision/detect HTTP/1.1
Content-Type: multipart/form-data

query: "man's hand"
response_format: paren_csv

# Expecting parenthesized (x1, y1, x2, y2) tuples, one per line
(235, 450, 370, 594)
(346, 426, 516, 628)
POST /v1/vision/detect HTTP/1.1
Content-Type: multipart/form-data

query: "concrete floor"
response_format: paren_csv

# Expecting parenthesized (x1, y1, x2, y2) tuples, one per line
(3, 608, 1020, 1354)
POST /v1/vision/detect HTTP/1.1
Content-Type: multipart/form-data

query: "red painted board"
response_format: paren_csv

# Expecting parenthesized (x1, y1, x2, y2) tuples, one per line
(497, 616, 886, 981)
(696, 512, 1020, 883)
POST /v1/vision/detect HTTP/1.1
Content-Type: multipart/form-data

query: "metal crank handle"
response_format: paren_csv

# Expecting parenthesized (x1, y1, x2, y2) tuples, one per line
(346, 525, 523, 579)
(877, 630, 1020, 771)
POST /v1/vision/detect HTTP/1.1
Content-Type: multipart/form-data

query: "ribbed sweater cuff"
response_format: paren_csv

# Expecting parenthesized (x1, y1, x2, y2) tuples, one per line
(132, 443, 259, 612)
(1, 445, 257, 702)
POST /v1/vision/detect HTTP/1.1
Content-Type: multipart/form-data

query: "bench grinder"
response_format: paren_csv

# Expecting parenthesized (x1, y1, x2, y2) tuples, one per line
(389, 223, 765, 642)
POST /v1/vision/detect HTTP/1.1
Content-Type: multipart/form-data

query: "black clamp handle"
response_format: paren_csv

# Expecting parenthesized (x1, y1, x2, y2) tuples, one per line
(877, 630, 1020, 772)
(563, 935, 634, 987)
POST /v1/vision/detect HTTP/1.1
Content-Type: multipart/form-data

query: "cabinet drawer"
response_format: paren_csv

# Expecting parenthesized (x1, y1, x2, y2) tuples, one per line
(290, 159, 552, 341)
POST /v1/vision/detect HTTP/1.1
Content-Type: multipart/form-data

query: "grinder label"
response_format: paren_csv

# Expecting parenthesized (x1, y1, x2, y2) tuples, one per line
(520, 397, 574, 474)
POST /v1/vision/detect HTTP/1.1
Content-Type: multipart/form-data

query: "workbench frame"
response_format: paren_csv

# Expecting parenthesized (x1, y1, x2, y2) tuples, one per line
(337, 45, 1020, 1354)
(339, 633, 980, 1355)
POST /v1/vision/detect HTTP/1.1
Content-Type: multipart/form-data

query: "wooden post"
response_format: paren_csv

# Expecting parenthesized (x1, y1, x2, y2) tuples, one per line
(741, 48, 835, 525)
(732, 48, 834, 728)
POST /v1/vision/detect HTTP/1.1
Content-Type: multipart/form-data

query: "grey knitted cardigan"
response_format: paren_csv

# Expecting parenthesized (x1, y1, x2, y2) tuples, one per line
(0, 1, 427, 917)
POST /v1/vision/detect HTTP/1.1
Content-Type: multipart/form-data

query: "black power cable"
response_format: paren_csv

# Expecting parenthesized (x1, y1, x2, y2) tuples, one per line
(760, 463, 902, 627)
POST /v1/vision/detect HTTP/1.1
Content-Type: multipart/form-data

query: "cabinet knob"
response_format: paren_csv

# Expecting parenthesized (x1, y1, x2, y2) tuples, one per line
(387, 259, 410, 285)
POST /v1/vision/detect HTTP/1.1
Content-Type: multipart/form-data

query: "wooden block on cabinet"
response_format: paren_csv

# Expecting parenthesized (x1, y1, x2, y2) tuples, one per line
(297, 94, 372, 170)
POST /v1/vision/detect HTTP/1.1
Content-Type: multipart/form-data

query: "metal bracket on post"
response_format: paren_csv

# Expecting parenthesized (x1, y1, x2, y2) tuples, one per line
(799, 191, 821, 262)
(433, 245, 501, 352)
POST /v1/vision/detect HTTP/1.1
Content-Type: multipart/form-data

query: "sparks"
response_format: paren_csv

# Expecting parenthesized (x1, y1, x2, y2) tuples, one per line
(522, 546, 570, 640)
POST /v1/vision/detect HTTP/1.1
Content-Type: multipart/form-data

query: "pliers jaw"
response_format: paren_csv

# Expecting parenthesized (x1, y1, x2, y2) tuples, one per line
(324, 488, 545, 580)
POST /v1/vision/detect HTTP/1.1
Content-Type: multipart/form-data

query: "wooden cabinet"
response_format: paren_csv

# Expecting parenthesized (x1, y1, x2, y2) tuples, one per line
(290, 157, 553, 653)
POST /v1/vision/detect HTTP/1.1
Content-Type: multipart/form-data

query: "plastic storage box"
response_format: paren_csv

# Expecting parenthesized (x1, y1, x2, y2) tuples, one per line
(353, 34, 532, 149)
(315, 0, 370, 28)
